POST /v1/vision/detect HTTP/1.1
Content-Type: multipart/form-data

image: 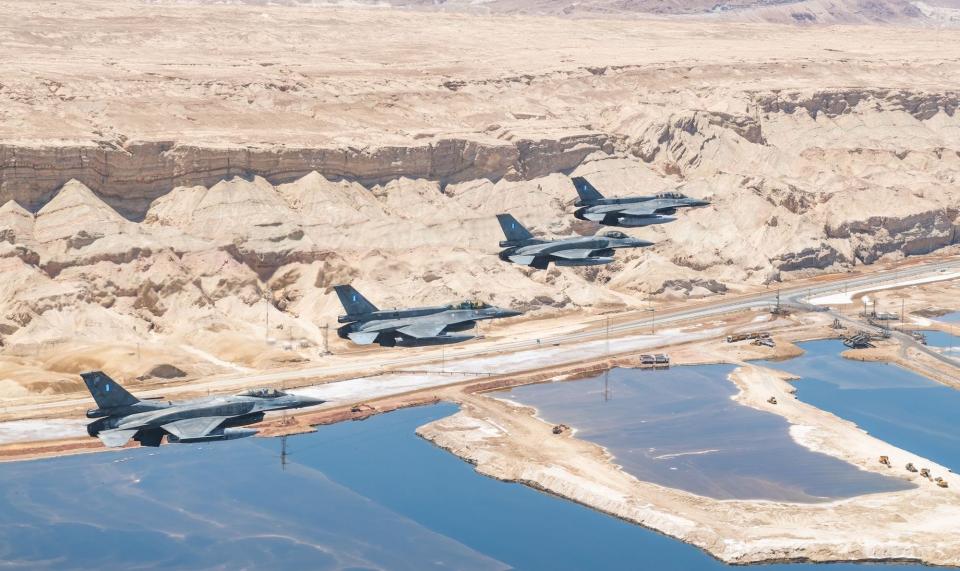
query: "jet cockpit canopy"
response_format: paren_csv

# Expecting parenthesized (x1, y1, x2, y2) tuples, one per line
(238, 388, 287, 398)
(600, 231, 628, 239)
(654, 191, 686, 200)
(449, 300, 490, 310)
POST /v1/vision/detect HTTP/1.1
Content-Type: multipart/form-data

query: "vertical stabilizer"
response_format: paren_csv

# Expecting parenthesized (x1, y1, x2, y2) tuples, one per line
(571, 177, 604, 203)
(496, 214, 534, 243)
(80, 371, 139, 409)
(334, 285, 379, 316)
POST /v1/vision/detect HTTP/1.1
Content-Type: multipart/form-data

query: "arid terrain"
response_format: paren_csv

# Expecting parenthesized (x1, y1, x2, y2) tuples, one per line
(1, 0, 959, 399)
(3, 3, 960, 566)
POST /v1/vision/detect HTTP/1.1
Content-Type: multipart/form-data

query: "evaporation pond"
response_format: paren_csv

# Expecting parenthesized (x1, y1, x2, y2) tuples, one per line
(763, 339, 960, 472)
(496, 365, 912, 502)
(923, 329, 960, 356)
(937, 311, 960, 324)
(0, 403, 934, 571)
(925, 312, 960, 357)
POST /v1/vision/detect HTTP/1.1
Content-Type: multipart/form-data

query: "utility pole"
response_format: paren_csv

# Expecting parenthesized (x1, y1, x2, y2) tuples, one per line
(265, 295, 270, 341)
(605, 316, 610, 356)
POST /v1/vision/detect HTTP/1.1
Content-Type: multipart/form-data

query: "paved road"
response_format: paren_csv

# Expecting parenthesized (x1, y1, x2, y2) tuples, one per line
(4, 256, 960, 420)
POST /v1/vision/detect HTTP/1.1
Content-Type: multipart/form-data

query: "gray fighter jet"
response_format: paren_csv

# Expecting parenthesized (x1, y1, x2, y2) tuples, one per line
(82, 371, 325, 448)
(496, 213, 652, 269)
(334, 285, 522, 347)
(572, 177, 710, 227)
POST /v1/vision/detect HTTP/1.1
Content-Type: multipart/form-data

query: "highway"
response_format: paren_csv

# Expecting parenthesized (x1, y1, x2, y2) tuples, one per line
(3, 255, 960, 423)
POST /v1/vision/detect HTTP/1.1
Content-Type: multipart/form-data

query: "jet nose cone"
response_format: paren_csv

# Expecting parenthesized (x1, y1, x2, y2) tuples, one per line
(691, 199, 711, 207)
(498, 308, 523, 318)
(296, 395, 327, 408)
(632, 239, 655, 247)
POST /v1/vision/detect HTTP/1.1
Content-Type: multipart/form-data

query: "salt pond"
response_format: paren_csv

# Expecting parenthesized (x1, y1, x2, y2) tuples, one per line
(496, 364, 911, 502)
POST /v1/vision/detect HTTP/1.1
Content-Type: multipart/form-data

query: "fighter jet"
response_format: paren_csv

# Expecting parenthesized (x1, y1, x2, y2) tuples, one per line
(82, 371, 325, 448)
(334, 285, 522, 347)
(496, 213, 652, 269)
(571, 177, 710, 228)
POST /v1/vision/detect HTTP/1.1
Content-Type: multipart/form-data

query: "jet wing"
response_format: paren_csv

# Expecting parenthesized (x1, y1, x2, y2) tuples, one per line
(97, 428, 139, 448)
(551, 249, 596, 260)
(162, 417, 229, 440)
(395, 322, 447, 338)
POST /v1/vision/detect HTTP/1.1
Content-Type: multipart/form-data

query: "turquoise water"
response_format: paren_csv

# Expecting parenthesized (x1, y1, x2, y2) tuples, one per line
(923, 329, 960, 356)
(763, 339, 960, 473)
(496, 366, 911, 502)
(0, 402, 934, 569)
(923, 312, 960, 358)
(938, 311, 960, 324)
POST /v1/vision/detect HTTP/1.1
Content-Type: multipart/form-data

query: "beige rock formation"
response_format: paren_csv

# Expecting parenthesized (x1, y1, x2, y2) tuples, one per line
(0, 0, 959, 396)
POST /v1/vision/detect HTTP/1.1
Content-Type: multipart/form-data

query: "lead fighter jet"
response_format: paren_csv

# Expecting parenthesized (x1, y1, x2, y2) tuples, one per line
(82, 371, 325, 448)
(572, 177, 710, 227)
(496, 213, 652, 269)
(334, 285, 522, 347)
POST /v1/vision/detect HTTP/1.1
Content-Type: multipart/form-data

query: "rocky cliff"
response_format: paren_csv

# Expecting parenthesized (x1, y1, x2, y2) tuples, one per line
(1, 1, 959, 396)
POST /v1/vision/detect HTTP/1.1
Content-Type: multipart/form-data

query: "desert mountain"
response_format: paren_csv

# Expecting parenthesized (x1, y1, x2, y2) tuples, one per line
(0, 0, 958, 397)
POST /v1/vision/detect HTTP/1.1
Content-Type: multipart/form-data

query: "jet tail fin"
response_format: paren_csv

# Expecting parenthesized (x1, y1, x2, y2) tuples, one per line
(334, 285, 379, 316)
(572, 177, 604, 204)
(80, 371, 139, 409)
(496, 214, 534, 244)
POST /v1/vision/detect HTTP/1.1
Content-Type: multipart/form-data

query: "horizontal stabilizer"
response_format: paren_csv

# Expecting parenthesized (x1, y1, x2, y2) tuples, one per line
(162, 417, 228, 440)
(348, 331, 380, 345)
(396, 322, 447, 339)
(97, 428, 138, 448)
(551, 249, 595, 260)
(508, 255, 537, 266)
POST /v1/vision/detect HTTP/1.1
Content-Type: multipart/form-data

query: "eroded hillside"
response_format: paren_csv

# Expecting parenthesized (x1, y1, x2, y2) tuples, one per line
(0, 1, 958, 397)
